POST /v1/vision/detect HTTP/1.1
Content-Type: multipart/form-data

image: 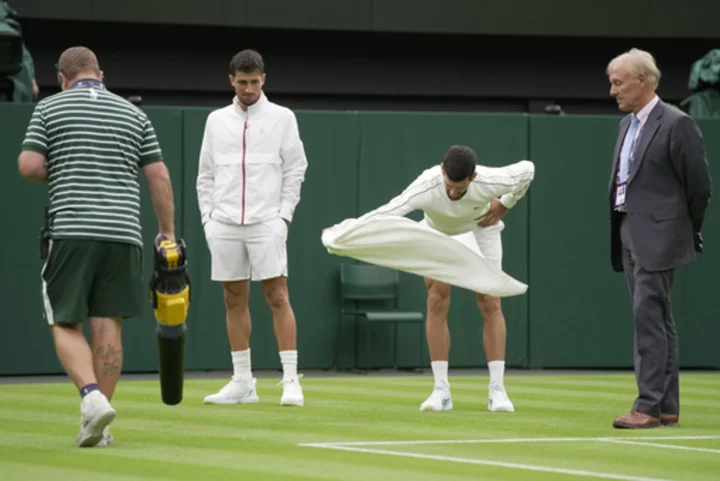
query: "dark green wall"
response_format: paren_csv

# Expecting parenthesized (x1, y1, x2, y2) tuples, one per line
(0, 104, 57, 375)
(1, 103, 718, 376)
(527, 116, 720, 369)
(527, 116, 633, 368)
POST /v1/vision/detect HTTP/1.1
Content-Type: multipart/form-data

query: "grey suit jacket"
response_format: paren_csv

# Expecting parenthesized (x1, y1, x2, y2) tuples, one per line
(609, 100, 713, 273)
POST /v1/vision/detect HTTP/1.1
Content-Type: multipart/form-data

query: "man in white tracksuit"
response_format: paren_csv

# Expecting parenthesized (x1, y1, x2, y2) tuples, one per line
(196, 49, 308, 406)
(357, 145, 534, 412)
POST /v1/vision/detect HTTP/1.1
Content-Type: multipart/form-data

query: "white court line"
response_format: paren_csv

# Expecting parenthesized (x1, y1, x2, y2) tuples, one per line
(601, 439, 720, 455)
(299, 434, 720, 447)
(298, 436, 720, 481)
(306, 444, 673, 481)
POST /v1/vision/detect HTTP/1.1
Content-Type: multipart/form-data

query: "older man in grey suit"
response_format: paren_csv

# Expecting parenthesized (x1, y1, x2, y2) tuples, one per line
(607, 49, 712, 429)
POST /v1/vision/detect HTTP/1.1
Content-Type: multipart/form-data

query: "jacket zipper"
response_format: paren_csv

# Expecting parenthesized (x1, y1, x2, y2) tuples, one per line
(241, 117, 247, 224)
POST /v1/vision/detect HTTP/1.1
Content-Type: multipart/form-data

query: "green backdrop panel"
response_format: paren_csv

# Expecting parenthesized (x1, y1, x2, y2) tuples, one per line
(0, 104, 60, 375)
(527, 115, 720, 369)
(672, 119, 720, 368)
(528, 115, 633, 368)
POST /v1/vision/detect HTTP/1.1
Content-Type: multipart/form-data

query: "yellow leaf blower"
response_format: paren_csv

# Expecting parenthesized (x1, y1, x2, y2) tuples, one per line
(149, 236, 191, 405)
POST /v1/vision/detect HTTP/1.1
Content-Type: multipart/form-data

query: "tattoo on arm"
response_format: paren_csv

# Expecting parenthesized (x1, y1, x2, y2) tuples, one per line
(96, 344, 122, 377)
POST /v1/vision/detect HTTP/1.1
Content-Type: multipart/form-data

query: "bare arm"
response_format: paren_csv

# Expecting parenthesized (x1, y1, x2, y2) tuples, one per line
(138, 116, 175, 243)
(18, 151, 48, 183)
(19, 102, 48, 182)
(142, 161, 175, 242)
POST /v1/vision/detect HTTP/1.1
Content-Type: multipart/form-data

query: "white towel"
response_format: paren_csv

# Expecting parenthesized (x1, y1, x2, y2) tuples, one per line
(321, 216, 528, 297)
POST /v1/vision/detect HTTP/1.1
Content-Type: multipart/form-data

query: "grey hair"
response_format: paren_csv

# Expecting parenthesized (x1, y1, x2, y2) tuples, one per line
(607, 48, 661, 89)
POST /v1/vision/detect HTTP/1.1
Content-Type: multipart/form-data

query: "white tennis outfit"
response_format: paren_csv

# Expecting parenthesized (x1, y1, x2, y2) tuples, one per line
(196, 93, 308, 281)
(362, 161, 533, 269)
(323, 160, 535, 296)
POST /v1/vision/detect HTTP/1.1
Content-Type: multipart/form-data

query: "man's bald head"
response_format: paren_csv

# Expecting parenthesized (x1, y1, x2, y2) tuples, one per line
(57, 46, 102, 89)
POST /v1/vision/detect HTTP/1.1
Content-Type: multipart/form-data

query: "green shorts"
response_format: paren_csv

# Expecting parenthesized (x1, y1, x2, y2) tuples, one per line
(41, 239, 145, 324)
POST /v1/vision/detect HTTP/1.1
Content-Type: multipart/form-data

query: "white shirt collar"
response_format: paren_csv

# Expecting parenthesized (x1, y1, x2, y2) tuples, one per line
(635, 95, 659, 126)
(233, 91, 268, 113)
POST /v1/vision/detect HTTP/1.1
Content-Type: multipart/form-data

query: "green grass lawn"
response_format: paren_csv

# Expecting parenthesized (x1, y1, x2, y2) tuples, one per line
(1, 372, 719, 480)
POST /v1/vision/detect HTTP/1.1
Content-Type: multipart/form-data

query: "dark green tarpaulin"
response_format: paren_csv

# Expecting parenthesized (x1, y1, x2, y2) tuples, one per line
(0, 1, 35, 103)
(687, 49, 720, 119)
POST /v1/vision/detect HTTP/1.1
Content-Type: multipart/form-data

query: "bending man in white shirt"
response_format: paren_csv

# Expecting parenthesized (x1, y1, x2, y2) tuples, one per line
(196, 49, 308, 407)
(356, 145, 534, 412)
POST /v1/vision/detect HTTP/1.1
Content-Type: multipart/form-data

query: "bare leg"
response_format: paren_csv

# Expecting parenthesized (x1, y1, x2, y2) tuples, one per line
(55, 321, 117, 447)
(425, 278, 452, 361)
(476, 294, 506, 362)
(203, 281, 258, 404)
(262, 275, 303, 405)
(90, 317, 123, 401)
(419, 278, 454, 410)
(223, 280, 252, 351)
(51, 323, 97, 390)
(476, 293, 514, 411)
(261, 276, 296, 351)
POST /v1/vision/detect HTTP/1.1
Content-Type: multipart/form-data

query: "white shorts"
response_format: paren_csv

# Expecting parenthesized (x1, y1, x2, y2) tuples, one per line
(423, 219, 504, 270)
(204, 216, 288, 282)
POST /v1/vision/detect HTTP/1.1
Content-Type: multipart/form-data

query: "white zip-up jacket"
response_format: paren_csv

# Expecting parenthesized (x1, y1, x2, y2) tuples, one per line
(196, 92, 308, 226)
(358, 160, 535, 235)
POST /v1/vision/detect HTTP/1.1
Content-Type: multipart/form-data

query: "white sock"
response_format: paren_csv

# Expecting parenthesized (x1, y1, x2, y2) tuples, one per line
(488, 360, 505, 388)
(231, 349, 251, 382)
(431, 360, 449, 390)
(280, 350, 298, 381)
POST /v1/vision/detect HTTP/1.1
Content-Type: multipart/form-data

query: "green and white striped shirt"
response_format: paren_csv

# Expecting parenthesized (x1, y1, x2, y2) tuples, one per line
(21, 79, 163, 248)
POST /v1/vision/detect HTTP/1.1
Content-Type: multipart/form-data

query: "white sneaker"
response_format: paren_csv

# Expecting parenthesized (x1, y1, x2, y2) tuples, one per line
(488, 383, 515, 412)
(76, 391, 116, 447)
(203, 378, 259, 405)
(97, 426, 113, 447)
(419, 387, 453, 412)
(279, 375, 304, 406)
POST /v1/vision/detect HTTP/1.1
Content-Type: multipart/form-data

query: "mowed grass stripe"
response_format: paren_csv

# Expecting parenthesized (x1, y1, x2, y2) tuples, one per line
(2, 383, 718, 413)
(1, 407, 586, 445)
(0, 386, 633, 442)
(0, 381, 673, 418)
(0, 390, 609, 426)
(2, 374, 720, 481)
(5, 403, 712, 447)
(4, 404, 716, 445)
(3, 374, 717, 396)
(1, 383, 716, 431)
(0, 461, 179, 481)
(0, 444, 322, 481)
(363, 375, 720, 396)
(0, 434, 488, 481)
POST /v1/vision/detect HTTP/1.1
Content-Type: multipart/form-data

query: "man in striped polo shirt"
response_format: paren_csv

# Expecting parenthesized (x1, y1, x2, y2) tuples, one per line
(17, 46, 176, 447)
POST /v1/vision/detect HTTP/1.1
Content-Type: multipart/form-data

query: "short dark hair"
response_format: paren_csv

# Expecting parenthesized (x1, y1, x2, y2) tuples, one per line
(57, 46, 101, 81)
(229, 49, 265, 75)
(442, 145, 477, 182)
